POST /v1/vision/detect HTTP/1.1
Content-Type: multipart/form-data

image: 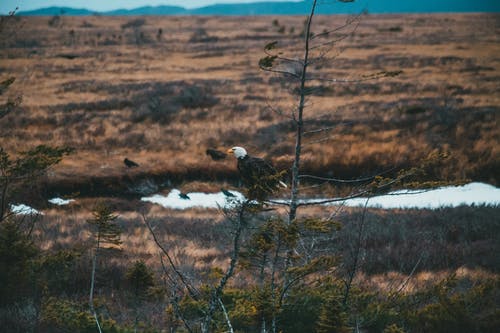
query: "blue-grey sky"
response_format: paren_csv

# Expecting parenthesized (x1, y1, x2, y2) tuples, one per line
(1, 0, 298, 13)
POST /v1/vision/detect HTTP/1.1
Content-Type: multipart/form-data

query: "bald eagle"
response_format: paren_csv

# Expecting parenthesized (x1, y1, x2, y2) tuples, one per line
(227, 146, 286, 200)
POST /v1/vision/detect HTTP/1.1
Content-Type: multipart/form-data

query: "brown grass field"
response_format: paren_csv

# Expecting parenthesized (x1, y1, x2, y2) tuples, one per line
(2, 12, 499, 271)
(1, 12, 500, 332)
(1, 13, 499, 199)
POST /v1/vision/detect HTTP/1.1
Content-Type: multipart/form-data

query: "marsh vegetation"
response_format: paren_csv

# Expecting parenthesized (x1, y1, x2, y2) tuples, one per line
(0, 7, 499, 333)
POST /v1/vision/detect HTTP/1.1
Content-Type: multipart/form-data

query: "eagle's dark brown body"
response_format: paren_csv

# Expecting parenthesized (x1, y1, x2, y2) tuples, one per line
(237, 155, 278, 187)
(229, 147, 286, 200)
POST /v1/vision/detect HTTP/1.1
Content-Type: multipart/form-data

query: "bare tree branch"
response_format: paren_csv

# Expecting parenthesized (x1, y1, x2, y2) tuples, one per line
(310, 32, 352, 51)
(259, 66, 302, 79)
(159, 255, 195, 333)
(202, 200, 248, 332)
(142, 213, 200, 299)
(299, 166, 398, 183)
(387, 254, 423, 304)
(303, 125, 340, 135)
(288, 0, 318, 224)
(343, 197, 369, 306)
(310, 10, 364, 41)
(296, 176, 401, 207)
(218, 298, 234, 333)
(308, 70, 403, 83)
(264, 100, 294, 120)
(303, 134, 337, 145)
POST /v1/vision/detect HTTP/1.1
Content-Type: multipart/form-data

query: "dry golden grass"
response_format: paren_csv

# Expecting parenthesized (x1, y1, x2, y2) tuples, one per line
(26, 200, 499, 301)
(357, 266, 498, 294)
(34, 199, 237, 273)
(3, 15, 499, 332)
(1, 13, 499, 195)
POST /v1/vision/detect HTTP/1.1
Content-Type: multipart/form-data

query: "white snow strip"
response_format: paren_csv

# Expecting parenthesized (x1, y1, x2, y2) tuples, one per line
(141, 189, 245, 209)
(335, 182, 500, 209)
(141, 183, 499, 210)
(48, 197, 75, 205)
(10, 204, 43, 215)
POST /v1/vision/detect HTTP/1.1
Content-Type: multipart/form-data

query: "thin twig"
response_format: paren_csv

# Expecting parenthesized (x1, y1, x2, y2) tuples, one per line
(203, 200, 247, 331)
(303, 125, 339, 135)
(259, 66, 301, 79)
(160, 255, 195, 333)
(299, 165, 398, 184)
(308, 70, 403, 83)
(343, 197, 370, 306)
(265, 100, 294, 120)
(310, 33, 351, 51)
(303, 134, 337, 145)
(310, 11, 364, 40)
(296, 175, 405, 207)
(388, 255, 423, 304)
(142, 213, 199, 299)
(263, 47, 304, 65)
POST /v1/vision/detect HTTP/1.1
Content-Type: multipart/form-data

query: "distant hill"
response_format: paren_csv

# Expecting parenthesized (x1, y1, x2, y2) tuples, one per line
(18, 0, 500, 16)
(105, 5, 187, 16)
(19, 6, 96, 16)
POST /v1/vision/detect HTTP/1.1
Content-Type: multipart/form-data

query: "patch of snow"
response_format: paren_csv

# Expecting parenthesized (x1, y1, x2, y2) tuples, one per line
(10, 204, 43, 215)
(141, 183, 499, 210)
(48, 197, 75, 205)
(141, 189, 245, 209)
(336, 182, 500, 209)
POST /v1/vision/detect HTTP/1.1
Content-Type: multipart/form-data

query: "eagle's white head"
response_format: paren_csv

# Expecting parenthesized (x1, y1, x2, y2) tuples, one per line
(227, 146, 247, 159)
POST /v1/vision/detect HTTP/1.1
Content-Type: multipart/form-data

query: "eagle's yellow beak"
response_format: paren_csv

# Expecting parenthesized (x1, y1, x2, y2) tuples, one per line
(227, 148, 234, 154)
